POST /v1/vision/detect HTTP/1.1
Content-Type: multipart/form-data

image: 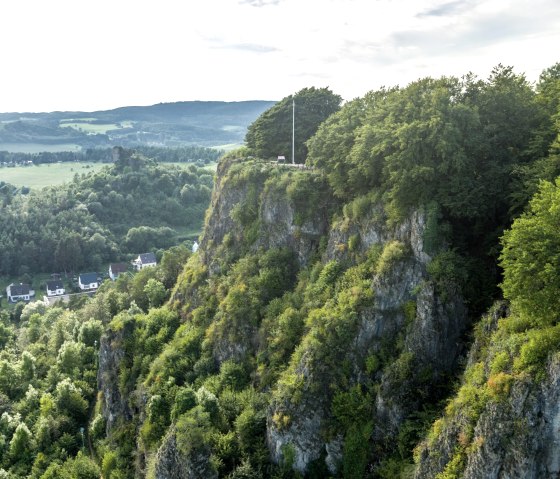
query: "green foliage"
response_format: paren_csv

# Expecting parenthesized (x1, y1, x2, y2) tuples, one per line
(171, 387, 197, 422)
(500, 178, 560, 324)
(144, 279, 167, 309)
(175, 405, 213, 455)
(435, 449, 466, 479)
(513, 325, 560, 375)
(426, 250, 468, 300)
(0, 150, 212, 276)
(101, 451, 118, 479)
(4, 63, 560, 479)
(376, 241, 408, 276)
(246, 87, 341, 162)
(342, 421, 372, 479)
(331, 385, 371, 431)
(235, 406, 267, 456)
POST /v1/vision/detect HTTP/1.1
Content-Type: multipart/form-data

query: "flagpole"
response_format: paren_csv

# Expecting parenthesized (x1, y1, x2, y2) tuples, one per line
(292, 98, 295, 165)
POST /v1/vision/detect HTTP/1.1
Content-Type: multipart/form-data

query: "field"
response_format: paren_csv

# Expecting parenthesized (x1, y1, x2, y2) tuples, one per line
(0, 143, 82, 153)
(1, 161, 216, 189)
(59, 119, 134, 134)
(0, 162, 109, 188)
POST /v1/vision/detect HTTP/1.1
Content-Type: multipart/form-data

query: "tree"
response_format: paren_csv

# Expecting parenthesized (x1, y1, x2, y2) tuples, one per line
(144, 279, 167, 309)
(306, 96, 371, 197)
(9, 422, 34, 461)
(500, 178, 560, 324)
(245, 87, 342, 162)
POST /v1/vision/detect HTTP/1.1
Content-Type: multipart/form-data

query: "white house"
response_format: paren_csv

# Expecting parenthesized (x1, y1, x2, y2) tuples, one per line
(109, 263, 129, 281)
(46, 280, 65, 297)
(78, 273, 99, 291)
(192, 241, 199, 253)
(132, 252, 157, 271)
(6, 283, 35, 303)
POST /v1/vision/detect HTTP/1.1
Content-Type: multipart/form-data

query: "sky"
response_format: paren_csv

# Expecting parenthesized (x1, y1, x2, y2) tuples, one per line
(1, 0, 559, 112)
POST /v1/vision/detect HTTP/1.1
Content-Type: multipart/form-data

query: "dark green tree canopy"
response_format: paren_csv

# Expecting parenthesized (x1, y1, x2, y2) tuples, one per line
(245, 87, 342, 163)
(307, 68, 542, 223)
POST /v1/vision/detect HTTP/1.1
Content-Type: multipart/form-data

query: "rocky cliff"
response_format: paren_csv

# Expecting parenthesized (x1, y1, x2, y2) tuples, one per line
(98, 320, 134, 435)
(414, 302, 560, 479)
(98, 158, 471, 477)
(196, 158, 468, 475)
(267, 202, 467, 474)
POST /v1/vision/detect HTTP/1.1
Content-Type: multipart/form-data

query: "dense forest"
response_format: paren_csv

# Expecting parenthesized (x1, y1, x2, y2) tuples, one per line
(0, 145, 223, 167)
(0, 63, 559, 479)
(0, 148, 212, 277)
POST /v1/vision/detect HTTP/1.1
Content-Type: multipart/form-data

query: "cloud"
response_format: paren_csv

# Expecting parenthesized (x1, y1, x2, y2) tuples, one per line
(209, 41, 279, 53)
(228, 43, 279, 53)
(391, 10, 553, 56)
(416, 0, 472, 18)
(239, 0, 281, 7)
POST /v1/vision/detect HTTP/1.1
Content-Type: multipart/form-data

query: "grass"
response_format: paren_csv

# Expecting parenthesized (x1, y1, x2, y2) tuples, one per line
(0, 162, 109, 189)
(60, 120, 134, 134)
(0, 143, 82, 153)
(1, 162, 216, 190)
(161, 162, 217, 172)
(0, 272, 56, 309)
(172, 225, 203, 242)
(213, 143, 243, 151)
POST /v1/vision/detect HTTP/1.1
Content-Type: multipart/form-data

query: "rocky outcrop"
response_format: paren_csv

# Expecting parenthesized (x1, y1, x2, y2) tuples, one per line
(416, 357, 560, 479)
(154, 427, 217, 479)
(97, 324, 133, 435)
(200, 159, 331, 273)
(267, 207, 468, 474)
(414, 299, 560, 479)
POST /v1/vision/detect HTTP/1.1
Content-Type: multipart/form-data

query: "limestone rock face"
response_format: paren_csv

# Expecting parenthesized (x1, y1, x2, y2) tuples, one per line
(97, 324, 133, 435)
(154, 427, 217, 479)
(200, 160, 331, 273)
(267, 207, 467, 474)
(415, 304, 560, 479)
(98, 159, 472, 477)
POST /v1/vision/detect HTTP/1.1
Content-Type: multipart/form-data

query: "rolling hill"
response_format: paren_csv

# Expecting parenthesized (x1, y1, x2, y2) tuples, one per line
(0, 100, 276, 151)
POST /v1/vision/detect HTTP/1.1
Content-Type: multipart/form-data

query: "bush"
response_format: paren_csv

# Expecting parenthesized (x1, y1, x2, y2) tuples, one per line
(376, 241, 408, 276)
(426, 250, 467, 300)
(513, 325, 560, 375)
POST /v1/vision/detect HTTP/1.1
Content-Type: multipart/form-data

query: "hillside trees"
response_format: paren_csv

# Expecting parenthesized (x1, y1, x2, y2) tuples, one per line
(0, 150, 212, 276)
(500, 178, 560, 324)
(306, 67, 548, 314)
(307, 68, 541, 223)
(245, 87, 342, 162)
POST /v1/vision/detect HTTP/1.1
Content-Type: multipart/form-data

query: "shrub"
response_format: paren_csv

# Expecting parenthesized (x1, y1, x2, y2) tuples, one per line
(513, 325, 560, 375)
(376, 241, 408, 276)
(426, 250, 468, 300)
(486, 372, 514, 399)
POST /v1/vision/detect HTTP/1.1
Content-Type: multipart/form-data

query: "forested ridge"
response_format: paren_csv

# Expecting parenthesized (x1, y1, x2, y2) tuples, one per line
(0, 145, 223, 167)
(0, 63, 560, 478)
(0, 100, 275, 149)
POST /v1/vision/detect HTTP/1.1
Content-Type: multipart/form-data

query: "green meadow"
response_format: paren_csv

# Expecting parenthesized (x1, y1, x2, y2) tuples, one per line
(0, 162, 108, 188)
(1, 161, 216, 189)
(59, 119, 134, 134)
(0, 143, 82, 153)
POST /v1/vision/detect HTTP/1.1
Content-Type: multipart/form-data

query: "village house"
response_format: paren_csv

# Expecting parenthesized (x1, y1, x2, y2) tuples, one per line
(6, 283, 35, 303)
(46, 279, 65, 297)
(78, 273, 100, 291)
(109, 262, 129, 281)
(132, 252, 157, 271)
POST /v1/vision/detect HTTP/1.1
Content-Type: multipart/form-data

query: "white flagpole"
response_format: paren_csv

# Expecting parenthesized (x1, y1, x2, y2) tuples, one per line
(292, 98, 295, 164)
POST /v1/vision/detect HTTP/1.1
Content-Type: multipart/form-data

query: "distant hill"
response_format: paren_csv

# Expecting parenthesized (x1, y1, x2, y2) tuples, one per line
(0, 100, 276, 152)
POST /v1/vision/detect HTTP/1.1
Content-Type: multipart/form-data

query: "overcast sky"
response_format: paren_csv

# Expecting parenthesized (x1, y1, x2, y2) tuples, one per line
(1, 0, 559, 112)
